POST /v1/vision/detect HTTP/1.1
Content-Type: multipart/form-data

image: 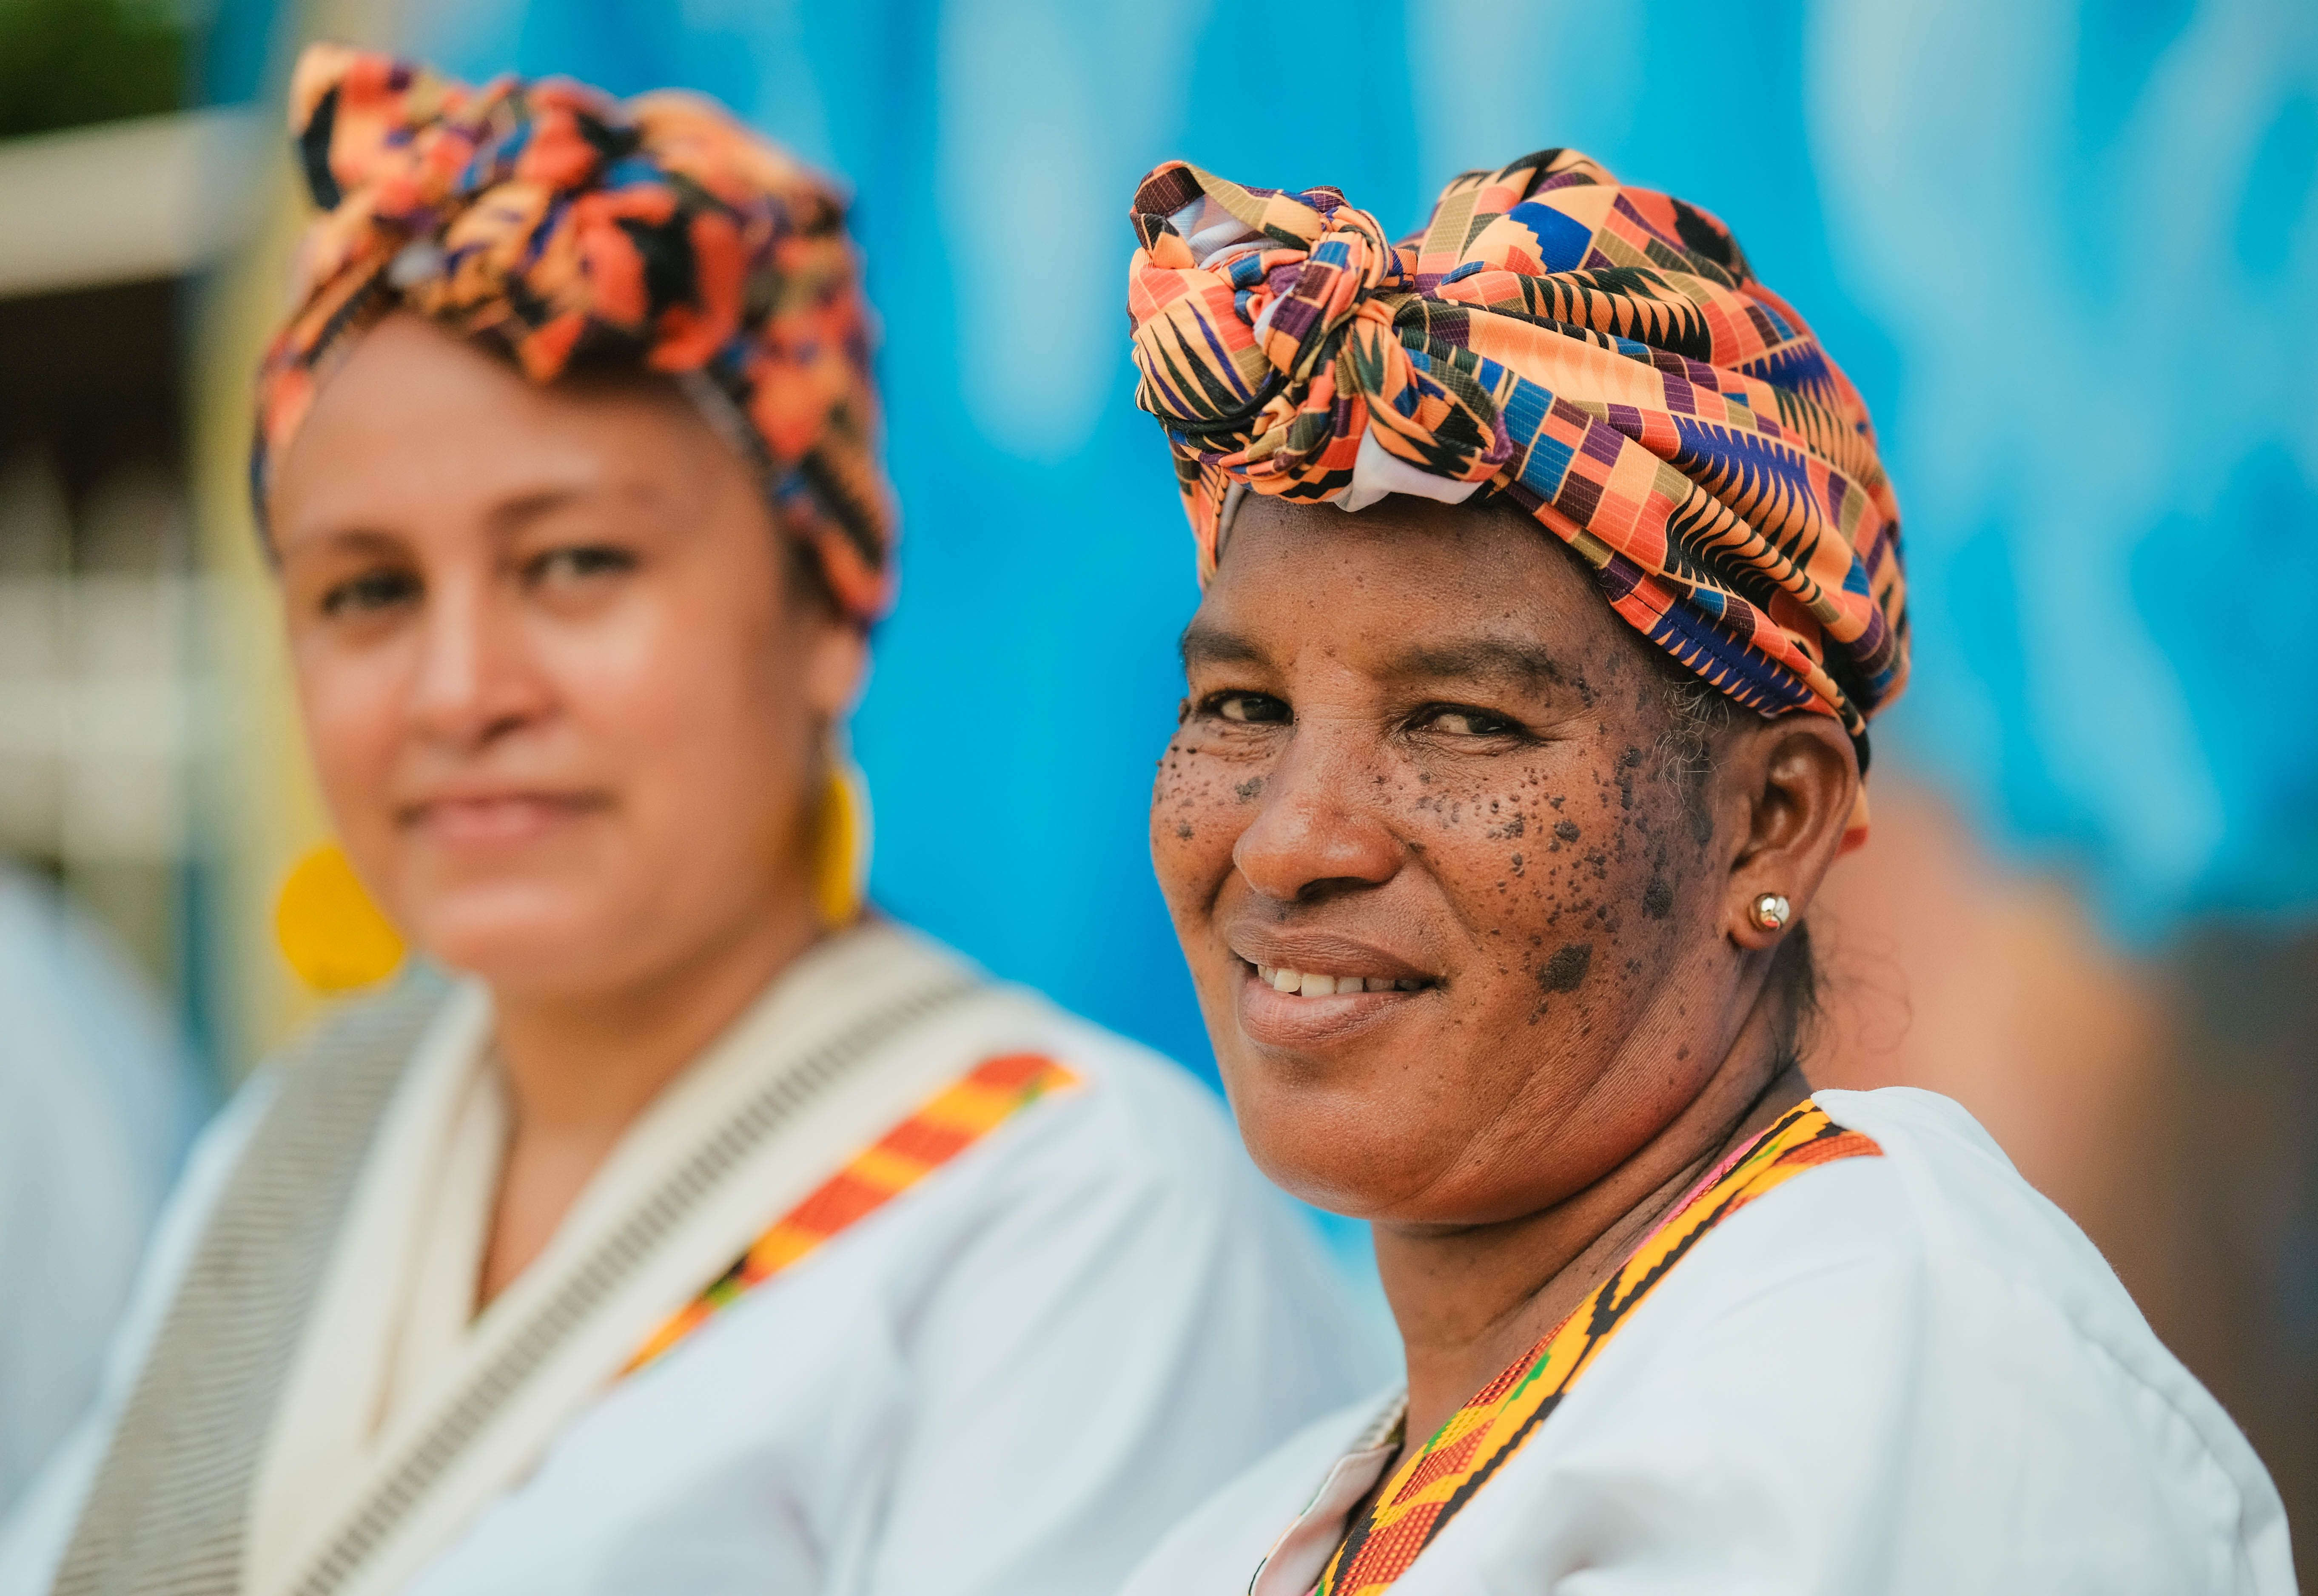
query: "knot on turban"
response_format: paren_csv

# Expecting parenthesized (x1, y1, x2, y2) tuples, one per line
(253, 44, 893, 623)
(1127, 151, 1908, 746)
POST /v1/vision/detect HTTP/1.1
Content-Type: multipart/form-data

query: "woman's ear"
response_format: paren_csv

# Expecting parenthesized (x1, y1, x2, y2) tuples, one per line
(1719, 715, 1860, 953)
(801, 614, 870, 724)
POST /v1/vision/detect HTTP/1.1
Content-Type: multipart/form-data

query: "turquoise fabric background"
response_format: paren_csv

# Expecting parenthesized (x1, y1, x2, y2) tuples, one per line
(217, 0, 2318, 1075)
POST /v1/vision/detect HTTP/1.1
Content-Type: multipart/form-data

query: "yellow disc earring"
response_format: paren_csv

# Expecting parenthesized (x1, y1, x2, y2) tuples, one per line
(276, 842, 406, 993)
(1751, 892, 1793, 931)
(812, 737, 873, 929)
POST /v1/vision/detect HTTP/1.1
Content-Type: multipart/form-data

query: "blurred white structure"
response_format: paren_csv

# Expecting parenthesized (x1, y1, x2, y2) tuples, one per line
(0, 456, 201, 878)
(0, 110, 265, 299)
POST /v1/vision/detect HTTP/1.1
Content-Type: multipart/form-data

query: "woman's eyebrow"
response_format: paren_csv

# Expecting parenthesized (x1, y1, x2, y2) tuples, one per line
(488, 485, 596, 532)
(489, 478, 675, 539)
(1179, 620, 1268, 671)
(1381, 638, 1562, 690)
(276, 523, 405, 564)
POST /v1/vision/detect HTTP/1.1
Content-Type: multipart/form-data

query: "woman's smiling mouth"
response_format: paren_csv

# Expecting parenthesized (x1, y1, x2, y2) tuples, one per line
(1250, 963, 1429, 996)
(1233, 956, 1439, 1049)
(401, 792, 611, 847)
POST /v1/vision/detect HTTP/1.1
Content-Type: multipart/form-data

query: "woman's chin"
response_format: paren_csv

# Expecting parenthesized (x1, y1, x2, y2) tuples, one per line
(1227, 1094, 1444, 1222)
(1228, 1077, 1594, 1230)
(407, 894, 642, 993)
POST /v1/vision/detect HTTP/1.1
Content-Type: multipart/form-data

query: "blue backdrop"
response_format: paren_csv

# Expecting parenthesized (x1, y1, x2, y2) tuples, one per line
(214, 0, 2318, 1075)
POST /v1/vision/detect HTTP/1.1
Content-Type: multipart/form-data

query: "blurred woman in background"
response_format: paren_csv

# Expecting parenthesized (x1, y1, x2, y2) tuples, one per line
(0, 866, 202, 1522)
(1114, 152, 2293, 1593)
(0, 49, 1374, 1596)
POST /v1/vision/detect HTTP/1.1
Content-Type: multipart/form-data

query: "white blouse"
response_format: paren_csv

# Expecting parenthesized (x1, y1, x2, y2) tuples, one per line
(0, 927, 1387, 1596)
(1122, 1087, 2295, 1596)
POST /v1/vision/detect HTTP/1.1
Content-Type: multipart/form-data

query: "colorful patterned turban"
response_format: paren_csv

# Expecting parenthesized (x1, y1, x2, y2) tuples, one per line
(1127, 151, 1907, 749)
(253, 44, 893, 623)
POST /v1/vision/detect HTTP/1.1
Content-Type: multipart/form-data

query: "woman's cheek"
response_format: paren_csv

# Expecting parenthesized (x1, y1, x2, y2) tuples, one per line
(1150, 734, 1237, 899)
(301, 653, 404, 821)
(537, 596, 666, 741)
(1150, 737, 1203, 848)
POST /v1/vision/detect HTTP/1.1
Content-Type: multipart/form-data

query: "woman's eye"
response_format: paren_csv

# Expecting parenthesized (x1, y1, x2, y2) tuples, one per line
(1209, 691, 1289, 724)
(530, 544, 637, 585)
(1421, 705, 1521, 737)
(320, 568, 421, 617)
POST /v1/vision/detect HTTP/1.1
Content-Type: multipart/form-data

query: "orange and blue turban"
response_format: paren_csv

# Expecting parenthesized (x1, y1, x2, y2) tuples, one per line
(1126, 150, 1907, 749)
(253, 44, 893, 623)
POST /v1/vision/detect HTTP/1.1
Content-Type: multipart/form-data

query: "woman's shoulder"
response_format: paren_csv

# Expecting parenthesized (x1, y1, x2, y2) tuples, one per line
(0, 1056, 290, 1570)
(1484, 1085, 2295, 1591)
(926, 967, 1261, 1193)
(1675, 1086, 2244, 1440)
(1801, 1086, 2179, 1357)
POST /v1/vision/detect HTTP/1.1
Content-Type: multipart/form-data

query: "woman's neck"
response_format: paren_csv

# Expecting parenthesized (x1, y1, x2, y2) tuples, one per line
(1373, 991, 1809, 1454)
(474, 893, 828, 1306)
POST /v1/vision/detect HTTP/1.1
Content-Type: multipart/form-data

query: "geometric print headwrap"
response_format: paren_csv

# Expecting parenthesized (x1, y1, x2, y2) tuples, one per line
(252, 45, 893, 623)
(1126, 150, 1908, 752)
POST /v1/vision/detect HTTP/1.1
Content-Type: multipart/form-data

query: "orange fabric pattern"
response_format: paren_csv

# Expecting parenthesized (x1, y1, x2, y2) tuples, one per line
(254, 45, 894, 623)
(622, 1053, 1079, 1376)
(1126, 152, 1907, 749)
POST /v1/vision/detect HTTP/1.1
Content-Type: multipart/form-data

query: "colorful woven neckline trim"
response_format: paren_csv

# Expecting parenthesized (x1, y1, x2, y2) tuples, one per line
(1313, 1098, 1882, 1596)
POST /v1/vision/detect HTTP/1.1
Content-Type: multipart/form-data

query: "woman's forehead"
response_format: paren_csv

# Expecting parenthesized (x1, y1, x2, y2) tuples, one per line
(268, 321, 725, 549)
(1197, 495, 1618, 669)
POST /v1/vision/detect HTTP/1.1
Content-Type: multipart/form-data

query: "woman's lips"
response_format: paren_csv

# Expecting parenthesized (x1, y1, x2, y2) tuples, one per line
(403, 793, 604, 847)
(1233, 958, 1434, 1048)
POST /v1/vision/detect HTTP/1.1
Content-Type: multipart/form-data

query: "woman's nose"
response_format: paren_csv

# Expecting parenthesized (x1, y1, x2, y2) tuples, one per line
(1230, 721, 1403, 904)
(405, 578, 548, 750)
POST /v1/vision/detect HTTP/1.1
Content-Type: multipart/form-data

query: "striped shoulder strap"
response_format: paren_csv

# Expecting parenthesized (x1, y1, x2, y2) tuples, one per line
(51, 972, 450, 1596)
(623, 1051, 1080, 1375)
(56, 965, 982, 1596)
(1315, 1099, 1882, 1596)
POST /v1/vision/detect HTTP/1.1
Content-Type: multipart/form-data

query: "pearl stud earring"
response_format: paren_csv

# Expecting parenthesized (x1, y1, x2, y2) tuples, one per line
(1752, 892, 1791, 931)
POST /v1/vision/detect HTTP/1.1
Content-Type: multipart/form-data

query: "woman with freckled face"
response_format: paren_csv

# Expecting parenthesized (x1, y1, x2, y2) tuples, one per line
(0, 49, 1380, 1596)
(1114, 152, 2294, 1595)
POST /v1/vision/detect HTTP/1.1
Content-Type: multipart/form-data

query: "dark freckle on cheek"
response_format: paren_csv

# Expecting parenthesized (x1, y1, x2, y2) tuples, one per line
(1643, 873, 1674, 918)
(1235, 776, 1264, 801)
(1554, 819, 1580, 843)
(1175, 822, 1193, 841)
(1540, 942, 1593, 993)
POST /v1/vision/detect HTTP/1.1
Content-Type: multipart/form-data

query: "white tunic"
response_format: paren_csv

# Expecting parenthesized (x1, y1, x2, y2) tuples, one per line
(1122, 1087, 2295, 1596)
(0, 925, 1385, 1596)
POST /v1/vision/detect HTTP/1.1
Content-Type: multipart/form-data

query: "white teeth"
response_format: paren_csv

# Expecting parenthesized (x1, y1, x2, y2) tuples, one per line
(1253, 962, 1424, 996)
